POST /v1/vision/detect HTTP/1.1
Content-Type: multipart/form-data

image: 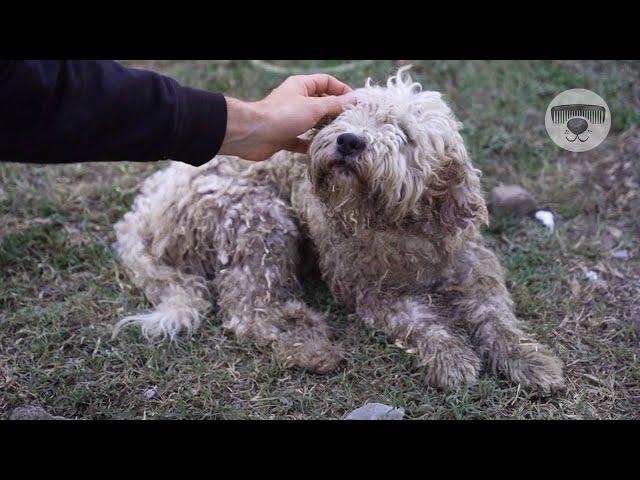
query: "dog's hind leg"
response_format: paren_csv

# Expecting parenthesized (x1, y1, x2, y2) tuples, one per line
(357, 292, 480, 389)
(113, 158, 267, 341)
(449, 244, 565, 395)
(112, 194, 212, 340)
(214, 186, 343, 374)
(112, 162, 225, 341)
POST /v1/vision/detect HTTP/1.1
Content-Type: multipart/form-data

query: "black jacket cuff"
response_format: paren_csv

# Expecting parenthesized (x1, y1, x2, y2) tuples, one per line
(170, 87, 227, 166)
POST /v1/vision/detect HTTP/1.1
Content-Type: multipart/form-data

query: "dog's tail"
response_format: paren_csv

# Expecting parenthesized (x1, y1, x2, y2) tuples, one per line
(112, 206, 212, 342)
(112, 279, 211, 342)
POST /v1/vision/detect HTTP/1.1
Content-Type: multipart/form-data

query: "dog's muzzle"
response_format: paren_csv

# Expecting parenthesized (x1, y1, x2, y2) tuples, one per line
(336, 133, 366, 156)
(323, 133, 366, 172)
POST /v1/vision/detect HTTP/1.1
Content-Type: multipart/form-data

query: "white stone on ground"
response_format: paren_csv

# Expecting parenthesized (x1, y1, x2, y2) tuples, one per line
(344, 403, 405, 420)
(585, 271, 599, 282)
(534, 210, 555, 232)
(143, 388, 158, 400)
(612, 250, 629, 260)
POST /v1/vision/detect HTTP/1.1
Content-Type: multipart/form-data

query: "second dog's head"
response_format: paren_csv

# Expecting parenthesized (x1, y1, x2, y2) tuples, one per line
(308, 67, 488, 236)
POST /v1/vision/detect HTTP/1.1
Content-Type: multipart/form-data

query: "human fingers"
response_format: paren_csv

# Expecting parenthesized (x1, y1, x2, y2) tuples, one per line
(301, 74, 353, 97)
(309, 92, 357, 118)
(280, 74, 352, 97)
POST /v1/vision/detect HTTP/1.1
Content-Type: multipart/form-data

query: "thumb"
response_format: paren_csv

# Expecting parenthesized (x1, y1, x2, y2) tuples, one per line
(311, 92, 357, 118)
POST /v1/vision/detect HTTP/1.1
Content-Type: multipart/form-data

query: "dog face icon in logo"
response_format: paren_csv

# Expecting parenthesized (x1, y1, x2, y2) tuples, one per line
(545, 89, 611, 152)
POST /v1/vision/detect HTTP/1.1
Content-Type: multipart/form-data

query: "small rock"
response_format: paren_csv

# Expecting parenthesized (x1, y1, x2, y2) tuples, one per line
(612, 250, 629, 260)
(585, 271, 599, 282)
(143, 388, 157, 400)
(490, 185, 538, 218)
(344, 403, 405, 420)
(534, 210, 555, 232)
(10, 405, 67, 420)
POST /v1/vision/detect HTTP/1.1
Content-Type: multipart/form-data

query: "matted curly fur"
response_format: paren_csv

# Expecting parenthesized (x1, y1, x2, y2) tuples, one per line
(113, 67, 564, 392)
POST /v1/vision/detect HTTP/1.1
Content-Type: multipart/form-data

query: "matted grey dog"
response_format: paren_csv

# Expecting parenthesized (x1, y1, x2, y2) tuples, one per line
(113, 67, 564, 393)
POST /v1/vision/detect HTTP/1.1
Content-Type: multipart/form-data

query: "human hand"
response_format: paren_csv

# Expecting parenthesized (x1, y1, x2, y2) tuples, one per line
(219, 74, 356, 161)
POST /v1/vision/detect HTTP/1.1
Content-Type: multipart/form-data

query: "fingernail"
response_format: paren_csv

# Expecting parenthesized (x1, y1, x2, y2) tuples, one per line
(342, 92, 357, 105)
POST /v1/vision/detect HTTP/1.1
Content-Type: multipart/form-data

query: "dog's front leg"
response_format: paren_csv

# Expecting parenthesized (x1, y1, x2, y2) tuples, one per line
(450, 246, 565, 394)
(357, 292, 480, 389)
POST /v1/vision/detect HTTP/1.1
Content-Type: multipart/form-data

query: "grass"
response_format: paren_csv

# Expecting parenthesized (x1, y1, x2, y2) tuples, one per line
(1, 60, 639, 419)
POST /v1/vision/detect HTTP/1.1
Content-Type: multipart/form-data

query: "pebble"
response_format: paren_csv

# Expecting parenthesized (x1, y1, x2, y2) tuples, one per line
(612, 250, 629, 260)
(143, 388, 158, 400)
(10, 405, 67, 420)
(490, 185, 538, 218)
(585, 271, 599, 282)
(534, 210, 555, 232)
(344, 403, 405, 420)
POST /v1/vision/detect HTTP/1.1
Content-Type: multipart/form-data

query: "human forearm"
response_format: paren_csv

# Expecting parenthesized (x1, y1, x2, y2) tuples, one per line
(0, 60, 227, 165)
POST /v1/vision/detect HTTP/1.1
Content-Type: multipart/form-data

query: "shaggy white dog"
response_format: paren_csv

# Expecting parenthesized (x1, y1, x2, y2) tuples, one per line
(113, 68, 564, 392)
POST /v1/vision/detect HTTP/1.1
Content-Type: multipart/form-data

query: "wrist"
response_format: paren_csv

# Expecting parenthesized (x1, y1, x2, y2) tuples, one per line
(219, 97, 267, 157)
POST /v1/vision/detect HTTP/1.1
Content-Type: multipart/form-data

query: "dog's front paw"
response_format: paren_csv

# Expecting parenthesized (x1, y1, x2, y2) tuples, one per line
(501, 342, 565, 395)
(273, 333, 344, 374)
(419, 332, 480, 389)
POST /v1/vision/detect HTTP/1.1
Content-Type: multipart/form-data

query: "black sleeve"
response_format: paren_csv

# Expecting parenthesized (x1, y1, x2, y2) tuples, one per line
(0, 60, 227, 166)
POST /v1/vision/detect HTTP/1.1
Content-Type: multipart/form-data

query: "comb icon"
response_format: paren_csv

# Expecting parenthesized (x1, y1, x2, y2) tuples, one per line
(545, 89, 611, 152)
(550, 104, 606, 124)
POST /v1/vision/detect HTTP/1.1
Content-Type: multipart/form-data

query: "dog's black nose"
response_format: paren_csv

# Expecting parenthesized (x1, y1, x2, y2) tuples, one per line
(336, 133, 366, 156)
(567, 117, 588, 135)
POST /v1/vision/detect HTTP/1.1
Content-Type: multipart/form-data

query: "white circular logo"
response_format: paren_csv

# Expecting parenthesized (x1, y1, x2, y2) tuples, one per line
(545, 89, 611, 152)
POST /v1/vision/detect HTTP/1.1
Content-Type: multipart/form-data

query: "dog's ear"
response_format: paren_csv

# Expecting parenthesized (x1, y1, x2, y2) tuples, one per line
(407, 89, 488, 235)
(425, 136, 488, 235)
